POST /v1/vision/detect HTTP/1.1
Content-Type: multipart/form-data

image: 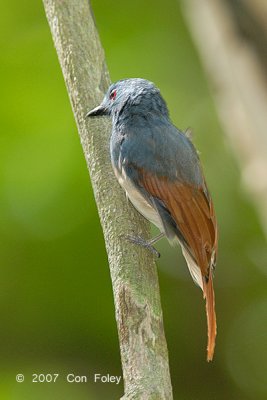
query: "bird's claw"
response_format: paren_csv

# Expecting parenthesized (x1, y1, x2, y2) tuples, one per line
(125, 234, 161, 258)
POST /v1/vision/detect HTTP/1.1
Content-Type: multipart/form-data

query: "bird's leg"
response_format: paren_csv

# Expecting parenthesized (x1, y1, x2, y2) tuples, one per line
(125, 232, 165, 258)
(148, 232, 165, 245)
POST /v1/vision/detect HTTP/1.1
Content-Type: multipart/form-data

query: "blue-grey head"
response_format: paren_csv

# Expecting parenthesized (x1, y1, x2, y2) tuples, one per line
(86, 78, 169, 119)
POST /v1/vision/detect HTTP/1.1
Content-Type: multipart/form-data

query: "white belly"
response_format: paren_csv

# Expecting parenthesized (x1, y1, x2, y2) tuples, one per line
(114, 165, 164, 231)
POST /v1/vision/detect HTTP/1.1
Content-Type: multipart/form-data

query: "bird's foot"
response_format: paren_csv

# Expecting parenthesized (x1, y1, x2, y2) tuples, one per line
(125, 234, 161, 258)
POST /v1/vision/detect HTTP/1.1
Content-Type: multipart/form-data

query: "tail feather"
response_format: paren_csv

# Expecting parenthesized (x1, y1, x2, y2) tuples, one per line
(182, 245, 217, 361)
(136, 168, 218, 360)
(203, 272, 217, 361)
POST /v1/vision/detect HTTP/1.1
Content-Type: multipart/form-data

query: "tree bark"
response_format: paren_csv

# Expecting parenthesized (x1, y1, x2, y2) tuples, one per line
(42, 1, 173, 399)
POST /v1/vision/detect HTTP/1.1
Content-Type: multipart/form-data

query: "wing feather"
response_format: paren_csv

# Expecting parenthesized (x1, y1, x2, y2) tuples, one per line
(139, 170, 217, 275)
(137, 167, 217, 361)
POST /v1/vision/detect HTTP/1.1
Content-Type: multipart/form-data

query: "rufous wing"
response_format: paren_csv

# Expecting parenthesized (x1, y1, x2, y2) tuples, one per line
(138, 168, 218, 361)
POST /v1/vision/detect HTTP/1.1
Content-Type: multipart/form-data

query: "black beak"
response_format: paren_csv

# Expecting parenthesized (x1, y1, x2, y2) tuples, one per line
(86, 104, 107, 117)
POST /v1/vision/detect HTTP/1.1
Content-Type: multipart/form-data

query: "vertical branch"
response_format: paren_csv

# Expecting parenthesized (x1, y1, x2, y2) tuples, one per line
(42, 1, 173, 399)
(182, 0, 267, 238)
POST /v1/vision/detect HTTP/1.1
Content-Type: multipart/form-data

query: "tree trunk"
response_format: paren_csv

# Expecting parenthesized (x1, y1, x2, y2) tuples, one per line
(42, 1, 173, 399)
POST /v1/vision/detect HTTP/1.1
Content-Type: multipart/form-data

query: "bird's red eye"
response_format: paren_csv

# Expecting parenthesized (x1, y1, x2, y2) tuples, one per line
(110, 89, 117, 100)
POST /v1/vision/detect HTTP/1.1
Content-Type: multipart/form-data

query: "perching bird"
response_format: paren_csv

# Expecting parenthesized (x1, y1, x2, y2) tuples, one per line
(87, 78, 217, 361)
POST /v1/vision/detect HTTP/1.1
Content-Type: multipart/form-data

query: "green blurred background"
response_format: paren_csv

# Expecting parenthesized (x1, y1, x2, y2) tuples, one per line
(1, 0, 266, 399)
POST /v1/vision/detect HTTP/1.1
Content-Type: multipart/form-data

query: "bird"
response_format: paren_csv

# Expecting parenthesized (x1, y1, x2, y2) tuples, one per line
(86, 78, 217, 361)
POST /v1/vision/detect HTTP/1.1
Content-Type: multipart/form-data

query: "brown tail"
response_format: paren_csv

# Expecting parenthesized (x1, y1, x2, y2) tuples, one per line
(203, 272, 217, 361)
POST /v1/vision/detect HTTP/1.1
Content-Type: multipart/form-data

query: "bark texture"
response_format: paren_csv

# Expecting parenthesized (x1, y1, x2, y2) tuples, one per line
(42, 1, 173, 399)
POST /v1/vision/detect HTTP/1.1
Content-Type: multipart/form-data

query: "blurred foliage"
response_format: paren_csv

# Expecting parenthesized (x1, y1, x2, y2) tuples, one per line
(0, 0, 266, 399)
